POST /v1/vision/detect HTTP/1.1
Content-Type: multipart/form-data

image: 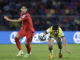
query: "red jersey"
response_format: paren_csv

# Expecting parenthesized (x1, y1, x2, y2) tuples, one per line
(20, 12, 35, 32)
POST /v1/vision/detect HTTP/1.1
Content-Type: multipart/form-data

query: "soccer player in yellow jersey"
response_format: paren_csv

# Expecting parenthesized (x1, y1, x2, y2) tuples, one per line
(44, 24, 70, 58)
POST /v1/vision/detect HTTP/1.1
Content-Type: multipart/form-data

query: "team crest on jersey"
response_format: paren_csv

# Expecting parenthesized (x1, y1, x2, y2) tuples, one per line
(22, 15, 26, 18)
(61, 33, 64, 35)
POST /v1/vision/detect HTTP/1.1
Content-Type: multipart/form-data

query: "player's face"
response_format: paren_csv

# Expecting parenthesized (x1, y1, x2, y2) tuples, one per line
(21, 6, 27, 14)
(53, 30, 59, 36)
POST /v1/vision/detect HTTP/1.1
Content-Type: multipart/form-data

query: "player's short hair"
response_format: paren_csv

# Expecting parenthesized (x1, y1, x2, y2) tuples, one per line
(21, 3, 27, 8)
(53, 24, 59, 30)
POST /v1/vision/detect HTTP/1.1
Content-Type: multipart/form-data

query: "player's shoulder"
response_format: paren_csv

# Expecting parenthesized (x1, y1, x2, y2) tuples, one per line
(59, 27, 63, 33)
(46, 26, 53, 32)
(47, 26, 53, 30)
(49, 26, 53, 29)
(25, 12, 30, 16)
(59, 27, 62, 30)
(58, 27, 64, 36)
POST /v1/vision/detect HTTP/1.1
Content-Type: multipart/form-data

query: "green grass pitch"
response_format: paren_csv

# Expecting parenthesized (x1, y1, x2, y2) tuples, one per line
(0, 44, 80, 60)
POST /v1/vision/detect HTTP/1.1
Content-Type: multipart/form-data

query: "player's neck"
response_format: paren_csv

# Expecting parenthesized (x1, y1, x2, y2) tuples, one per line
(22, 12, 27, 15)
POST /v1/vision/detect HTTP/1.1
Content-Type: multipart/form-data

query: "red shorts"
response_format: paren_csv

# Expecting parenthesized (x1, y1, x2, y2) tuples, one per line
(18, 29, 34, 44)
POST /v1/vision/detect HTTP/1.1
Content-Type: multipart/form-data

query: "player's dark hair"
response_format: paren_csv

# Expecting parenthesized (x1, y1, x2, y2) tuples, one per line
(21, 3, 27, 8)
(53, 24, 59, 30)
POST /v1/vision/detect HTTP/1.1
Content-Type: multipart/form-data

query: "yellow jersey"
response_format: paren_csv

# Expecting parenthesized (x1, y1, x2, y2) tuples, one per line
(46, 26, 64, 38)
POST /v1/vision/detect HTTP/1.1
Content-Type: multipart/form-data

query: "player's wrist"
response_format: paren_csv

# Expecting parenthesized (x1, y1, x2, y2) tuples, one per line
(8, 18, 11, 21)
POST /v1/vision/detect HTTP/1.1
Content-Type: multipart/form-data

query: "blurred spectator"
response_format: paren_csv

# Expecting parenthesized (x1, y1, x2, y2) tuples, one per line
(0, 0, 80, 31)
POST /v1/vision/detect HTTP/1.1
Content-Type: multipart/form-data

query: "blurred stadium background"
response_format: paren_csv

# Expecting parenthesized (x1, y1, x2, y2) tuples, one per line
(0, 0, 80, 60)
(0, 0, 80, 31)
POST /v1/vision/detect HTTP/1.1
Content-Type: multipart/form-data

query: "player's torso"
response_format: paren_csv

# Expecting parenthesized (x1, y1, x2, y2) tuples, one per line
(20, 12, 35, 32)
(49, 27, 63, 38)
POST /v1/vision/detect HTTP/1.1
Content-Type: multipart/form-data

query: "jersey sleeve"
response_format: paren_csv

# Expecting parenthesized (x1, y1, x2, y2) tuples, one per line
(59, 27, 64, 37)
(26, 13, 32, 20)
(21, 14, 27, 20)
(46, 26, 52, 33)
(22, 13, 32, 21)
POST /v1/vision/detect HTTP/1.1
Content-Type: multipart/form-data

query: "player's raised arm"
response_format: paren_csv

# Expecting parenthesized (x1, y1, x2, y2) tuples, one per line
(4, 16, 22, 22)
(62, 36, 71, 54)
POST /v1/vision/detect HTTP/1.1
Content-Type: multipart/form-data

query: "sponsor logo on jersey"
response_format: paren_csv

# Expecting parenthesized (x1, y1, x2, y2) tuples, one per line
(22, 15, 26, 18)
(61, 33, 64, 35)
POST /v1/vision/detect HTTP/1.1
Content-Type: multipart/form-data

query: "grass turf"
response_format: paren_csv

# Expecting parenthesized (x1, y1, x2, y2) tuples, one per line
(0, 44, 80, 60)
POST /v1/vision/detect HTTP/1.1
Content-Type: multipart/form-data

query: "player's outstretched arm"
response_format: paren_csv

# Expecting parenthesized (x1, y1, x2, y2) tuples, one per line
(4, 16, 22, 22)
(62, 36, 71, 54)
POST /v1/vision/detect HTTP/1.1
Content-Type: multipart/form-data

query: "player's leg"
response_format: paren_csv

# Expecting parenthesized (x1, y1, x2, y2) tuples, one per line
(48, 40, 53, 54)
(15, 30, 26, 56)
(24, 32, 34, 57)
(15, 34, 21, 51)
(24, 42, 31, 57)
(56, 37, 62, 58)
(48, 39, 54, 59)
(15, 34, 24, 56)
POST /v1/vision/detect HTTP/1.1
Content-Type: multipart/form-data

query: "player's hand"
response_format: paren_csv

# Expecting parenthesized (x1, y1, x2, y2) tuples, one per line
(4, 16, 10, 21)
(65, 49, 71, 54)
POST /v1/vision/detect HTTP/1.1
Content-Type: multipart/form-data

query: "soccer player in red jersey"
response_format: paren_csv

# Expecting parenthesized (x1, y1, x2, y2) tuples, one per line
(4, 4, 35, 57)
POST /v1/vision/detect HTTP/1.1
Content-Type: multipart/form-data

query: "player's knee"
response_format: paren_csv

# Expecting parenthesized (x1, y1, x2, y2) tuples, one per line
(49, 46, 53, 50)
(25, 43, 30, 47)
(57, 41, 62, 49)
(15, 37, 19, 42)
(59, 46, 62, 49)
(58, 43, 62, 49)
